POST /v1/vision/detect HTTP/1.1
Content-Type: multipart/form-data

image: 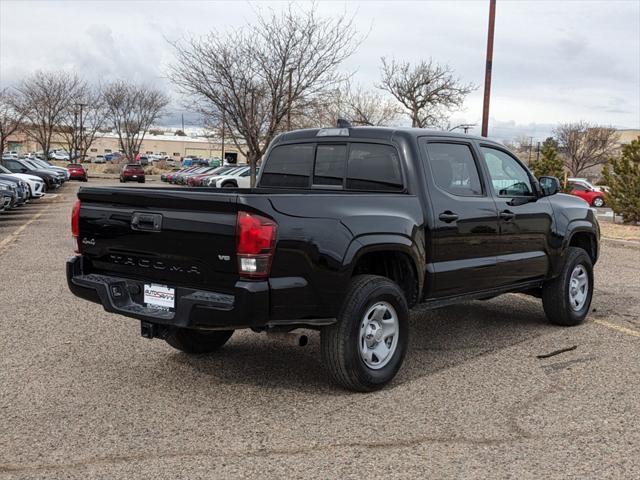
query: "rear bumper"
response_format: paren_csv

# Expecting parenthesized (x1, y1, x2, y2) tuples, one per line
(66, 255, 270, 330)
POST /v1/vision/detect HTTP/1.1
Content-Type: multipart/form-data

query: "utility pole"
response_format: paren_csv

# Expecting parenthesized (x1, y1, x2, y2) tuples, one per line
(181, 113, 185, 132)
(481, 0, 496, 137)
(536, 141, 541, 161)
(528, 136, 534, 162)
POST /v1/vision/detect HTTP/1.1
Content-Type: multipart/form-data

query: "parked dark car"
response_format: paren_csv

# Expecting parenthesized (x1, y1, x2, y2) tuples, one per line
(0, 180, 19, 209)
(0, 158, 60, 191)
(120, 164, 145, 183)
(0, 182, 15, 211)
(67, 126, 600, 391)
(0, 175, 28, 205)
(67, 163, 88, 182)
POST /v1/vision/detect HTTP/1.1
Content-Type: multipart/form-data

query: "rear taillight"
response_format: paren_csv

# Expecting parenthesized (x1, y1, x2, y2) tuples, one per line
(71, 199, 81, 254)
(236, 211, 277, 278)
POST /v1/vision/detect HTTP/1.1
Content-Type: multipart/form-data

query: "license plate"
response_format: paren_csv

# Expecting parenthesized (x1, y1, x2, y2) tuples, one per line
(144, 284, 175, 310)
(132, 175, 137, 178)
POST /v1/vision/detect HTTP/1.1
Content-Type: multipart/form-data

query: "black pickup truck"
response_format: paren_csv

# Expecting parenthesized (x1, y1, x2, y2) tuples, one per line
(67, 126, 599, 391)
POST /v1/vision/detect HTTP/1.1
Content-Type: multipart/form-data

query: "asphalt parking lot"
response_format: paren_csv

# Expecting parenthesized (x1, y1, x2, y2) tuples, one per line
(1, 179, 639, 479)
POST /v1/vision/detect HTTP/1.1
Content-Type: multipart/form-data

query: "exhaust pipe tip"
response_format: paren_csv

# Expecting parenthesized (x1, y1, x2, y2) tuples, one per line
(266, 331, 309, 347)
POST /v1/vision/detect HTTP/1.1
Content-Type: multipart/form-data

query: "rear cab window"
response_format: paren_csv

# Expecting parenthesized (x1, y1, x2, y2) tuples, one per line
(259, 142, 404, 192)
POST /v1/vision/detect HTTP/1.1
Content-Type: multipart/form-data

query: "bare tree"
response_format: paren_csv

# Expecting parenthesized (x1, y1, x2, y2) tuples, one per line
(378, 57, 475, 128)
(169, 5, 360, 185)
(15, 71, 84, 158)
(337, 84, 401, 126)
(59, 84, 107, 161)
(0, 88, 24, 157)
(288, 84, 400, 130)
(554, 122, 620, 176)
(103, 81, 169, 161)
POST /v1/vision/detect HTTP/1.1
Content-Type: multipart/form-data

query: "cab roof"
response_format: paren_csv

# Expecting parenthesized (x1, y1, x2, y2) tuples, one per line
(274, 126, 504, 147)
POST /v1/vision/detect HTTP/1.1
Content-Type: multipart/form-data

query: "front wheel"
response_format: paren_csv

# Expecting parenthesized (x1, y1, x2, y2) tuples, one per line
(592, 197, 605, 208)
(165, 328, 234, 354)
(321, 275, 409, 392)
(542, 247, 594, 326)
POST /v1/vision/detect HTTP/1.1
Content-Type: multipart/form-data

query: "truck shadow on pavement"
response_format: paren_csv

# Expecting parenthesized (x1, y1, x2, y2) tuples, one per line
(165, 294, 552, 394)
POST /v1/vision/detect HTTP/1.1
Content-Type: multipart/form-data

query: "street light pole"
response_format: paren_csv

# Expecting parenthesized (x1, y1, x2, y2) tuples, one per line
(481, 0, 496, 137)
(76, 102, 87, 162)
(287, 68, 293, 132)
(220, 111, 226, 164)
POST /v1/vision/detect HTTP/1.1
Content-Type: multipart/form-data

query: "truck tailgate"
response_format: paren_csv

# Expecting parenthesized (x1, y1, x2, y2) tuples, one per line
(77, 187, 241, 291)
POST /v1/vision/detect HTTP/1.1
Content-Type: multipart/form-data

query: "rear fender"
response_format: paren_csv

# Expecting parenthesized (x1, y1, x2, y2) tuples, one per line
(344, 234, 425, 300)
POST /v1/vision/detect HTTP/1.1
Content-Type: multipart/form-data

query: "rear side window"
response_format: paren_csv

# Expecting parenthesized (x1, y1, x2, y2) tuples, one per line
(314, 145, 346, 186)
(425, 143, 482, 196)
(260, 144, 314, 188)
(346, 144, 403, 191)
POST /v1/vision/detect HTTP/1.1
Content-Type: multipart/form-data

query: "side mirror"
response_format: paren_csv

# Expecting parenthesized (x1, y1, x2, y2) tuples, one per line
(538, 176, 560, 196)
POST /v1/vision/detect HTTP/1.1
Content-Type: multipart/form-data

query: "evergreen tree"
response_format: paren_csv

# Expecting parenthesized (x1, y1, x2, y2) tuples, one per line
(529, 137, 564, 179)
(603, 137, 640, 224)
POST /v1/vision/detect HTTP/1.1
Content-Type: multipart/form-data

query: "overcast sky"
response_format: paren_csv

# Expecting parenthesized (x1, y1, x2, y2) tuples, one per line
(1, 0, 639, 142)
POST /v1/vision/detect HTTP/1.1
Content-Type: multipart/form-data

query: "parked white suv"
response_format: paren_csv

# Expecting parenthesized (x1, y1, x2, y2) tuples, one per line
(0, 164, 45, 198)
(205, 166, 251, 188)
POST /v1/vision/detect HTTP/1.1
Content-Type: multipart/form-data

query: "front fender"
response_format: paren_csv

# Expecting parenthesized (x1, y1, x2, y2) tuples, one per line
(551, 220, 600, 277)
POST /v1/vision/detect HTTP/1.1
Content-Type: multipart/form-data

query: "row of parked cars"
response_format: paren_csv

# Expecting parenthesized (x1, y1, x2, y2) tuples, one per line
(160, 164, 251, 188)
(0, 156, 71, 213)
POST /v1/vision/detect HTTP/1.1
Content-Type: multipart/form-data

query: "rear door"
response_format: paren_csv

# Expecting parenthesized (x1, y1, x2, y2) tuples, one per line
(477, 145, 554, 284)
(420, 138, 501, 297)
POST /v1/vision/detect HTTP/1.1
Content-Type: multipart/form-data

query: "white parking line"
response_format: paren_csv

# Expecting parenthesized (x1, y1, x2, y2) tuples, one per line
(0, 204, 51, 256)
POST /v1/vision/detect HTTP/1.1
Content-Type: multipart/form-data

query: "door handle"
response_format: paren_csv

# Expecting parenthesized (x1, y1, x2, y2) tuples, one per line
(438, 211, 459, 223)
(499, 210, 515, 221)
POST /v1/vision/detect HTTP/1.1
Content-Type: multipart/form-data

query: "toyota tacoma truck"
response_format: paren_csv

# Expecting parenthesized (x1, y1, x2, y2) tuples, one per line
(67, 126, 600, 391)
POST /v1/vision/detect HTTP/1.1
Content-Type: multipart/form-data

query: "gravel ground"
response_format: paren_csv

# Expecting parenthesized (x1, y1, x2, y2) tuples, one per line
(1, 180, 639, 479)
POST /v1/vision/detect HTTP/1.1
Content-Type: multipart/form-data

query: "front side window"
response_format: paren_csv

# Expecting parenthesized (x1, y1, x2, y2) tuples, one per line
(346, 144, 403, 191)
(481, 147, 534, 197)
(425, 143, 482, 196)
(260, 144, 314, 188)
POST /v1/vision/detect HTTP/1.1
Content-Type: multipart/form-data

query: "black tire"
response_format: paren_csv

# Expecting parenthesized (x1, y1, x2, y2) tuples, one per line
(321, 275, 409, 392)
(165, 328, 234, 354)
(138, 179, 145, 183)
(592, 197, 605, 208)
(119, 178, 124, 183)
(222, 182, 236, 188)
(542, 247, 594, 326)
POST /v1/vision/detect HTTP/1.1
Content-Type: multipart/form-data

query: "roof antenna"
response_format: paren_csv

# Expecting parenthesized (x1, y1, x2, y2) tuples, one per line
(336, 118, 352, 129)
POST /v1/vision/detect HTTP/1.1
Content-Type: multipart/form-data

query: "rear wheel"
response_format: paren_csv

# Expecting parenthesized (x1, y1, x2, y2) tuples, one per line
(542, 247, 593, 326)
(222, 182, 236, 188)
(165, 328, 234, 354)
(321, 275, 408, 392)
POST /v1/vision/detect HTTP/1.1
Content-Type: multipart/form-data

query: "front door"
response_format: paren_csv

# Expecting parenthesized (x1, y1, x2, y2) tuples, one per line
(477, 145, 554, 285)
(421, 139, 501, 297)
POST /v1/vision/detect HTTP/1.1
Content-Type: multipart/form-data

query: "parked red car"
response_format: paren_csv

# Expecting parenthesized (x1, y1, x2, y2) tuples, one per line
(120, 164, 145, 183)
(567, 180, 606, 207)
(66, 163, 87, 182)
